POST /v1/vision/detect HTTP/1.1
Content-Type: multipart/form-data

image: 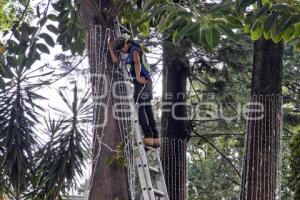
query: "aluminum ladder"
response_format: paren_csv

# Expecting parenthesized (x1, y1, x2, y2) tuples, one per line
(113, 19, 169, 200)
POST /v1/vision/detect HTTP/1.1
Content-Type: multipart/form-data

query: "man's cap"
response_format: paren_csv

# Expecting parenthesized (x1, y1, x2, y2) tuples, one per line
(111, 37, 130, 50)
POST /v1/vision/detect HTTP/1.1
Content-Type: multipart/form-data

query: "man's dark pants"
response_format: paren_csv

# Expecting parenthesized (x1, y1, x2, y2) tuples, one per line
(133, 81, 159, 139)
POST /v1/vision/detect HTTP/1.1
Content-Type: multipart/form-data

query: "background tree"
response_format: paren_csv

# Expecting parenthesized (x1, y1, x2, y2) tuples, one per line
(29, 85, 91, 199)
(1, 0, 300, 199)
(139, 1, 242, 198)
(0, 18, 54, 198)
(0, 1, 91, 198)
(236, 0, 300, 198)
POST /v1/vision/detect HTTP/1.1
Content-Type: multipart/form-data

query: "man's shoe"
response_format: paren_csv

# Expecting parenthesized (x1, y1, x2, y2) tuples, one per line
(153, 138, 161, 148)
(143, 138, 153, 146)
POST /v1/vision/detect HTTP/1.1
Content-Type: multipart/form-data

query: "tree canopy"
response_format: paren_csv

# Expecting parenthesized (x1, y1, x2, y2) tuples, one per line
(0, 0, 299, 199)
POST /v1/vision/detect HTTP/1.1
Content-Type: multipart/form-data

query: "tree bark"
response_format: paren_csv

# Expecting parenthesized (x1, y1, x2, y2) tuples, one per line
(80, 1, 129, 199)
(161, 38, 190, 200)
(240, 37, 283, 200)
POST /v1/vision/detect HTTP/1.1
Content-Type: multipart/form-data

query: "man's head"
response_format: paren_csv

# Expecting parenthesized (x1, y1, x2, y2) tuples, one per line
(111, 37, 131, 53)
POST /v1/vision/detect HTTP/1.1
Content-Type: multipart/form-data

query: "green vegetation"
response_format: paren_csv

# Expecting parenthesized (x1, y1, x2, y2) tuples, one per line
(0, 0, 299, 199)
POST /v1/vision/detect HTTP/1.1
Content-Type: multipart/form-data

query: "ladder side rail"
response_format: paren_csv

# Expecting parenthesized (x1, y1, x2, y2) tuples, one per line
(114, 17, 170, 200)
(114, 18, 156, 200)
(121, 65, 156, 200)
(153, 149, 170, 200)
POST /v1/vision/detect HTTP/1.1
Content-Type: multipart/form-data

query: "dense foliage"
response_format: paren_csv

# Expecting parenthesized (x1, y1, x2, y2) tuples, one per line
(0, 0, 299, 199)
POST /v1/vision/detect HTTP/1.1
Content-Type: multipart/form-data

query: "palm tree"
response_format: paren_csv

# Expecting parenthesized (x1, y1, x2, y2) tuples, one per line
(29, 84, 92, 199)
(0, 22, 53, 198)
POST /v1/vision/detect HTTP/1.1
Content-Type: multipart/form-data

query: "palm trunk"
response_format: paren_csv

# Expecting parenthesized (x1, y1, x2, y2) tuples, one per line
(240, 37, 283, 200)
(161, 39, 190, 200)
(80, 1, 129, 199)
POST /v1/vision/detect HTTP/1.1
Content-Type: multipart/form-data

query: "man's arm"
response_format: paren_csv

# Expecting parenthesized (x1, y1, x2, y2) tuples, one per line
(133, 51, 150, 84)
(108, 42, 119, 63)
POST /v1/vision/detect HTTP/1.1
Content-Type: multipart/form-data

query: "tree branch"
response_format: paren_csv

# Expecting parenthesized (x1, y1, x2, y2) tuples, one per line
(193, 130, 242, 178)
(191, 133, 244, 137)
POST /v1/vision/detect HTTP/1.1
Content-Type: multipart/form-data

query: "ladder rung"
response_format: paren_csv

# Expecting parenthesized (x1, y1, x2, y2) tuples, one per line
(149, 166, 160, 174)
(153, 189, 165, 196)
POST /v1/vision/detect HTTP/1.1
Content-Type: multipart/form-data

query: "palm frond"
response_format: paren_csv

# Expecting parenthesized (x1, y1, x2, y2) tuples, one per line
(28, 84, 92, 199)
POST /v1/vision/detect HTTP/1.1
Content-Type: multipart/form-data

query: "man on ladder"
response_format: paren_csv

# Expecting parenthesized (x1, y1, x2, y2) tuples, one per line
(108, 37, 160, 148)
(108, 30, 169, 199)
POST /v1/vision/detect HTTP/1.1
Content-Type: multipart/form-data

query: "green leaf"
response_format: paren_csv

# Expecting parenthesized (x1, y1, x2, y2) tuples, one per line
(251, 21, 263, 41)
(271, 27, 283, 43)
(213, 18, 227, 26)
(36, 43, 50, 54)
(226, 16, 243, 28)
(0, 62, 14, 78)
(58, 10, 70, 22)
(294, 22, 300, 36)
(7, 40, 19, 54)
(263, 31, 271, 40)
(179, 22, 200, 37)
(6, 56, 17, 67)
(172, 30, 180, 45)
(46, 24, 59, 34)
(244, 24, 251, 33)
(139, 21, 150, 38)
(200, 29, 211, 51)
(271, 4, 289, 12)
(264, 12, 279, 32)
(70, 43, 76, 55)
(254, 5, 269, 19)
(167, 17, 187, 31)
(157, 10, 177, 32)
(204, 27, 220, 49)
(148, 3, 169, 19)
(283, 27, 294, 42)
(144, 0, 155, 11)
(217, 24, 239, 41)
(18, 54, 26, 67)
(293, 39, 300, 51)
(19, 22, 31, 35)
(58, 20, 69, 32)
(278, 15, 295, 33)
(47, 14, 57, 21)
(261, 0, 271, 5)
(39, 33, 55, 47)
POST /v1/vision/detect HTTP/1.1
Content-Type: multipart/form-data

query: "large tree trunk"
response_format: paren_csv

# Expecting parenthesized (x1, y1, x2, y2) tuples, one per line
(161, 39, 190, 200)
(80, 1, 129, 199)
(240, 38, 283, 200)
